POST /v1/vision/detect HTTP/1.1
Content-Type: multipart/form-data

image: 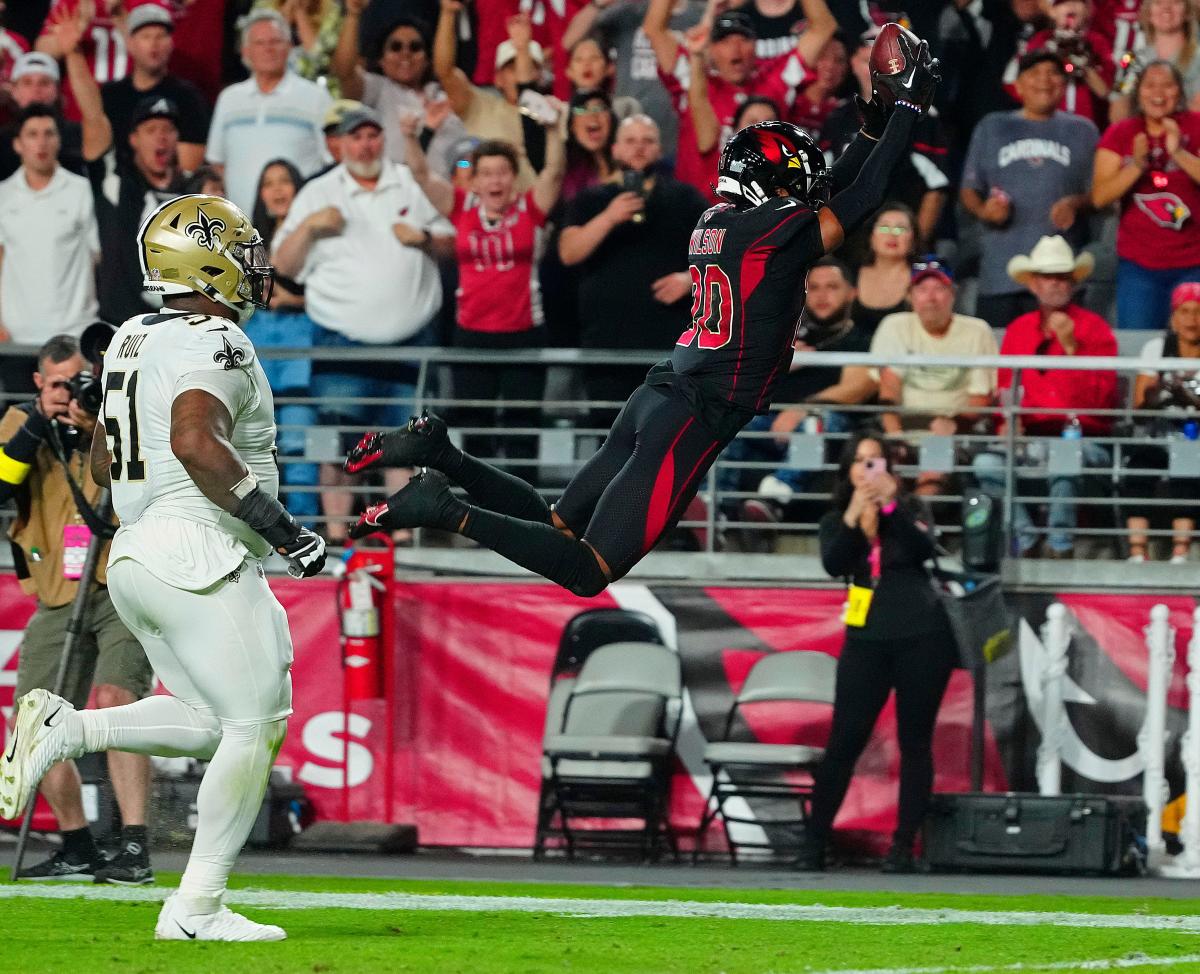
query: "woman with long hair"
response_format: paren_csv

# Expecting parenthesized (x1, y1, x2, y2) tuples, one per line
(1113, 0, 1200, 117)
(1093, 60, 1200, 328)
(852, 203, 916, 336)
(800, 430, 958, 873)
(252, 158, 319, 519)
(562, 88, 616, 204)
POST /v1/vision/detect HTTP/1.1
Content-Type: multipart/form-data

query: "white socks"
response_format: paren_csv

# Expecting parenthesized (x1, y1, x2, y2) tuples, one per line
(178, 718, 287, 909)
(76, 694, 221, 759)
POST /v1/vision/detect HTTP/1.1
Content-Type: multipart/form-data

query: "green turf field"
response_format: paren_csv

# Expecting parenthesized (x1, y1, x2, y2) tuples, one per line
(5, 870, 1200, 973)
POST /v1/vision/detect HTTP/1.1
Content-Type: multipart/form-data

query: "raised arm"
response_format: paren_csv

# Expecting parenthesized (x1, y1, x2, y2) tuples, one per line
(434, 0, 475, 119)
(400, 113, 454, 216)
(57, 13, 111, 161)
(794, 0, 838, 68)
(533, 111, 567, 216)
(329, 0, 367, 101)
(562, 0, 610, 51)
(642, 0, 683, 75)
(685, 26, 720, 155)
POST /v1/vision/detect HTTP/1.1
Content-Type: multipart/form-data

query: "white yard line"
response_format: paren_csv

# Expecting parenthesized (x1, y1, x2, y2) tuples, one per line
(810, 954, 1200, 974)
(1, 883, 1200, 934)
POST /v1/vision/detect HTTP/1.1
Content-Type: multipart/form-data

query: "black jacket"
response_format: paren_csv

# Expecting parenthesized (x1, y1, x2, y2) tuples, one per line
(819, 501, 949, 641)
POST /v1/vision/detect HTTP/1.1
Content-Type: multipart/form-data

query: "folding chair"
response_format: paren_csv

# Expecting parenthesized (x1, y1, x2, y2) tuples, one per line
(536, 642, 682, 861)
(694, 650, 836, 864)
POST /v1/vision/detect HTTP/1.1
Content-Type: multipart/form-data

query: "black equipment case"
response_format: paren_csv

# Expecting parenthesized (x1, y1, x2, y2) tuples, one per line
(923, 792, 1147, 876)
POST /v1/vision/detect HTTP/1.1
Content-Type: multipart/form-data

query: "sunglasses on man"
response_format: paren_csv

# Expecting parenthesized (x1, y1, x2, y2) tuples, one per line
(387, 39, 425, 54)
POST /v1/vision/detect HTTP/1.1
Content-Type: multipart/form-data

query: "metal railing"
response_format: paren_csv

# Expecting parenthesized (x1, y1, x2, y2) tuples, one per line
(1, 342, 1195, 589)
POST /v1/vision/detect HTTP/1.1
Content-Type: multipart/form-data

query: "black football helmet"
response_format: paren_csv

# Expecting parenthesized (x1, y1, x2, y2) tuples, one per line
(715, 120, 831, 210)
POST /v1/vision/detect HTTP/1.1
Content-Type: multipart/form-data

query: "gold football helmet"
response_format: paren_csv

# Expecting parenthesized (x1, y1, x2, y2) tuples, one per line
(137, 194, 273, 323)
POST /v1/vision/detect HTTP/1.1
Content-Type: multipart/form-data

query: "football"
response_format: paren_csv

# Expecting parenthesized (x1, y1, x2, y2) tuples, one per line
(869, 21, 914, 80)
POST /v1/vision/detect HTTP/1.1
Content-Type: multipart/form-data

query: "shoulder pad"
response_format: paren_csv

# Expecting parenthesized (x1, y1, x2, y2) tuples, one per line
(176, 319, 256, 374)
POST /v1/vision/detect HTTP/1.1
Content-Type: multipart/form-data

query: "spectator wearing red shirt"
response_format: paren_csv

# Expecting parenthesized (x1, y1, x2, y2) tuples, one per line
(1093, 59, 1200, 328)
(642, 0, 834, 197)
(403, 115, 565, 476)
(37, 0, 128, 122)
(1093, 0, 1142, 78)
(1022, 0, 1115, 125)
(0, 4, 29, 86)
(788, 31, 848, 144)
(973, 236, 1118, 558)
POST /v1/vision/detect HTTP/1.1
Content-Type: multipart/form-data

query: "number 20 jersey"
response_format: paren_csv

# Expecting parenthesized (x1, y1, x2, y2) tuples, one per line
(671, 196, 824, 414)
(102, 310, 280, 589)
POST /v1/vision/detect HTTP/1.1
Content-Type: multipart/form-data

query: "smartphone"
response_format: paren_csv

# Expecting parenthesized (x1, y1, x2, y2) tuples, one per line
(517, 89, 559, 127)
(864, 457, 887, 478)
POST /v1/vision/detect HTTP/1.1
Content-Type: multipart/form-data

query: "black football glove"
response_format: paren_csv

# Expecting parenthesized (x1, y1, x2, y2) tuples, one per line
(854, 93, 890, 140)
(872, 31, 942, 114)
(275, 527, 326, 579)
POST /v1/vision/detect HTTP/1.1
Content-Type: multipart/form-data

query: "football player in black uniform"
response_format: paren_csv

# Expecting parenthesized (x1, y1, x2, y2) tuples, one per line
(344, 31, 940, 598)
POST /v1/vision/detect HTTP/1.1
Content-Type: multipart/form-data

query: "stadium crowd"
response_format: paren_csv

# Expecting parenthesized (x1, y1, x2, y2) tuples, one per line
(0, 0, 1198, 559)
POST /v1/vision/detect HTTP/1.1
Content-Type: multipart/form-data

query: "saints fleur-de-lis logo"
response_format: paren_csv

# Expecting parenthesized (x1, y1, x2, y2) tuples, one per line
(185, 208, 227, 252)
(213, 335, 246, 371)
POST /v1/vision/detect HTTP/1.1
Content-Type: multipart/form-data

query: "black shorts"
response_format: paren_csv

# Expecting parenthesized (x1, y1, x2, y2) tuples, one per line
(554, 384, 736, 578)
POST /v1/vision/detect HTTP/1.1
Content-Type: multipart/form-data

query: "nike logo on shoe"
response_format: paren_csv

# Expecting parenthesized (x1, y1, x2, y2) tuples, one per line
(175, 920, 197, 939)
(43, 707, 61, 728)
(5, 728, 16, 763)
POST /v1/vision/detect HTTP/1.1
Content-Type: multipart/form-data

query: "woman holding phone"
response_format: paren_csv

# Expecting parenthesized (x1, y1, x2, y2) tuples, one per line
(803, 431, 958, 873)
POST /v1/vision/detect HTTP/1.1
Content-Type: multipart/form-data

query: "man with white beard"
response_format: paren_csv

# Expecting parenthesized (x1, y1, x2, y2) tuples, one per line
(272, 106, 454, 542)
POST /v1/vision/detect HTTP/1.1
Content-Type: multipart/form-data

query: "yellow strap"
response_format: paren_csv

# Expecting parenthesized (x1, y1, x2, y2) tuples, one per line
(0, 449, 32, 485)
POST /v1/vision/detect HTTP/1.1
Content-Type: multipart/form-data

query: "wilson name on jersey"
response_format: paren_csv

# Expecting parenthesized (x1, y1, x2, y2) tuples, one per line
(101, 310, 279, 583)
(673, 196, 824, 414)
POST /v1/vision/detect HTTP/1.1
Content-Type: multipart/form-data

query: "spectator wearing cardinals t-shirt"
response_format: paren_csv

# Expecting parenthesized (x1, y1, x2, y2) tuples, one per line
(642, 0, 836, 198)
(401, 116, 566, 480)
(36, 0, 129, 122)
(1021, 0, 1115, 125)
(1093, 59, 1200, 328)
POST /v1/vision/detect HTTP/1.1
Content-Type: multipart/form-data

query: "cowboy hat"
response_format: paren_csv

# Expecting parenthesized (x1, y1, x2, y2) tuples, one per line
(1007, 235, 1094, 286)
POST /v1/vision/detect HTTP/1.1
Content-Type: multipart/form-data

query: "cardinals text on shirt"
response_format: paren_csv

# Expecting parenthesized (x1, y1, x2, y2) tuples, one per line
(998, 138, 1071, 168)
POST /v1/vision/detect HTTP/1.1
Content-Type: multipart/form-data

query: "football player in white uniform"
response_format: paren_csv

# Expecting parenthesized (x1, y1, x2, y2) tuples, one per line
(0, 195, 326, 941)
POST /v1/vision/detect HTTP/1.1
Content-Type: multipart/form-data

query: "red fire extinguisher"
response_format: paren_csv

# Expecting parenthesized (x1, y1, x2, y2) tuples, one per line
(335, 536, 393, 700)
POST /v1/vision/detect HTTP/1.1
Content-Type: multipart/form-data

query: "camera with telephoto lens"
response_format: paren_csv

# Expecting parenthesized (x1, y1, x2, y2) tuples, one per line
(67, 371, 103, 415)
(1050, 29, 1093, 73)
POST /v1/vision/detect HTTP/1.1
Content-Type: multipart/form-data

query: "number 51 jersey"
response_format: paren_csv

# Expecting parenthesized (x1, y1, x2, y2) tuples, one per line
(101, 310, 280, 590)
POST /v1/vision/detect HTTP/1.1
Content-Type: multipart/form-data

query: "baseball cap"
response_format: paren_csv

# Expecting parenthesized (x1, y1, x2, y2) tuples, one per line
(911, 256, 955, 287)
(494, 39, 546, 71)
(323, 98, 365, 133)
(1017, 49, 1067, 76)
(336, 106, 383, 136)
(711, 10, 756, 42)
(131, 95, 180, 128)
(11, 52, 60, 83)
(1172, 281, 1200, 310)
(128, 3, 174, 34)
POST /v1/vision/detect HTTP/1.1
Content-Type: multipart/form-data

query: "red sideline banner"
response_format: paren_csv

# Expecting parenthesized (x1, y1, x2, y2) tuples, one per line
(1, 577, 1193, 852)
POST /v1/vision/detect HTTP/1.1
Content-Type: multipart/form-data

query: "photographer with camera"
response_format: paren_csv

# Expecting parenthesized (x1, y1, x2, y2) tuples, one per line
(1023, 0, 1115, 124)
(559, 114, 708, 417)
(0, 333, 153, 883)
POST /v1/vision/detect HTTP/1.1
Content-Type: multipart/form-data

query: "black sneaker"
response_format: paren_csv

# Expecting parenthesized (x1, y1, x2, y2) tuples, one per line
(794, 834, 826, 872)
(349, 471, 463, 538)
(344, 412, 455, 474)
(94, 840, 154, 886)
(17, 851, 98, 882)
(880, 842, 919, 874)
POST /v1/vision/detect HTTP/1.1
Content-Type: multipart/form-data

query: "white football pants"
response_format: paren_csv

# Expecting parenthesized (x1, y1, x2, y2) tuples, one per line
(76, 556, 294, 910)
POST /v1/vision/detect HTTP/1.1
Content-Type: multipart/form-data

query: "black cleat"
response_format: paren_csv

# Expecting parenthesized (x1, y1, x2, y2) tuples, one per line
(344, 412, 455, 474)
(349, 471, 464, 539)
(880, 841, 919, 874)
(17, 851, 99, 882)
(95, 839, 155, 886)
(794, 833, 826, 872)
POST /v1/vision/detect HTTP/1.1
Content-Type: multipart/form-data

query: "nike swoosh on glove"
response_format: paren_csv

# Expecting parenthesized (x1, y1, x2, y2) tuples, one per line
(872, 33, 942, 113)
(349, 501, 391, 540)
(276, 528, 326, 578)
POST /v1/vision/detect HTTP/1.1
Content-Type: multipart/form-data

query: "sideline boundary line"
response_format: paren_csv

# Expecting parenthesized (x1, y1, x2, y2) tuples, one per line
(3, 883, 1200, 932)
(812, 954, 1200, 973)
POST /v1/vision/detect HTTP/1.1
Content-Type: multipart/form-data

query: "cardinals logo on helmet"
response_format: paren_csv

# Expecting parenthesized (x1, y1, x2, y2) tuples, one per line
(751, 129, 804, 170)
(1134, 191, 1191, 230)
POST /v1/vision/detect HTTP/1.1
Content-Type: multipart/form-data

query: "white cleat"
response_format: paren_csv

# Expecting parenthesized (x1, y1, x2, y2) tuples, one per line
(155, 893, 287, 942)
(0, 689, 81, 820)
